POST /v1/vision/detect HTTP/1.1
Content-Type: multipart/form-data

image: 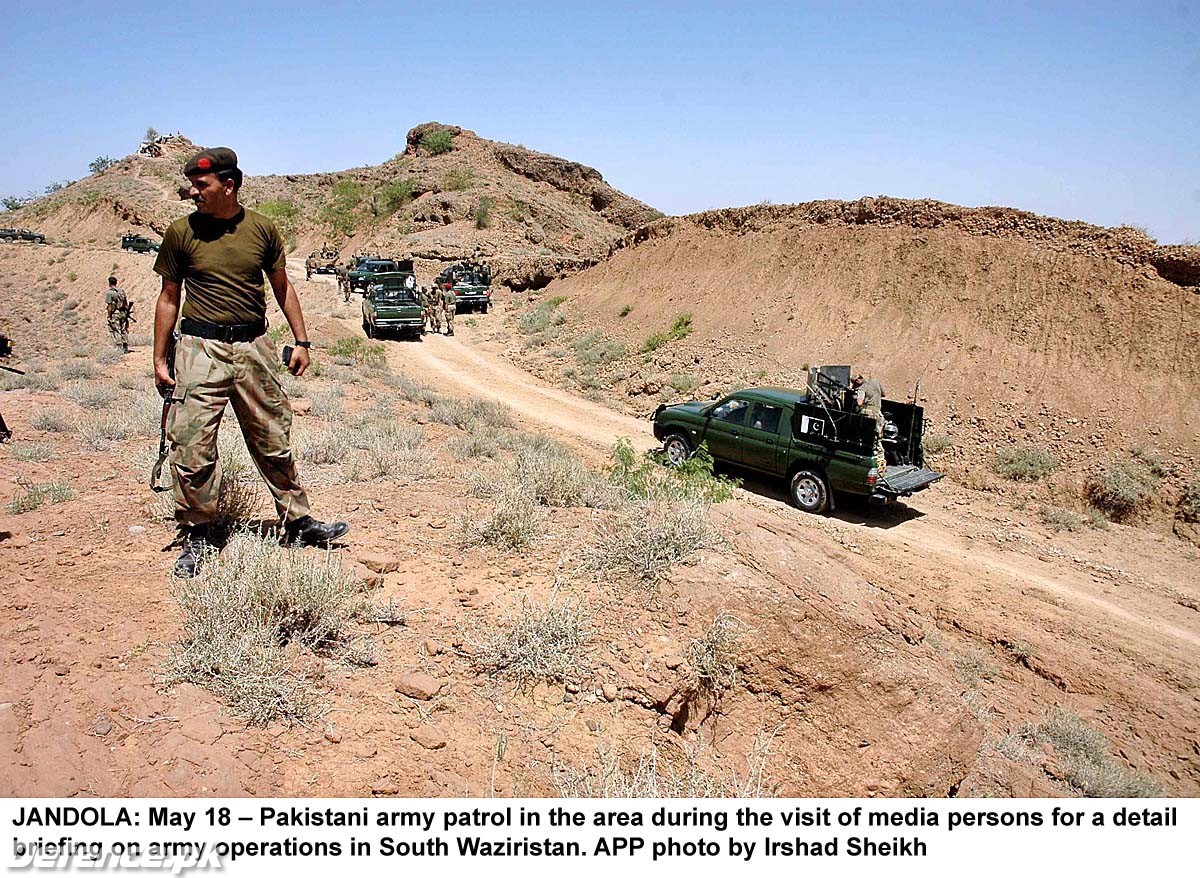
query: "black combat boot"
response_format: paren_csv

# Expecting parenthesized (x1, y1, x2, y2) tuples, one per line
(285, 515, 350, 547)
(172, 526, 210, 578)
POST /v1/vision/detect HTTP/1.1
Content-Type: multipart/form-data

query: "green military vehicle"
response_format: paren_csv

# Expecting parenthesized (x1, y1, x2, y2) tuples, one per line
(435, 262, 492, 313)
(348, 257, 411, 294)
(362, 272, 425, 339)
(304, 245, 339, 278)
(1, 227, 46, 244)
(121, 233, 159, 253)
(652, 366, 940, 513)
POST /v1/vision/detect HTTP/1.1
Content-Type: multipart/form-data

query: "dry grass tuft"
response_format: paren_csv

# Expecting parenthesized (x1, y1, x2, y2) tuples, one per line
(686, 613, 749, 694)
(465, 596, 589, 687)
(584, 499, 715, 584)
(1017, 706, 1162, 797)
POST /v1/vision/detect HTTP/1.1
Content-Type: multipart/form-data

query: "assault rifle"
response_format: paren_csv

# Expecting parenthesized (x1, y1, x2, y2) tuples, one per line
(150, 332, 179, 492)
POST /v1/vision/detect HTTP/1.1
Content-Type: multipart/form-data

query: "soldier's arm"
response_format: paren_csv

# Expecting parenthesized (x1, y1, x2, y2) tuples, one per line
(154, 279, 182, 387)
(266, 267, 311, 376)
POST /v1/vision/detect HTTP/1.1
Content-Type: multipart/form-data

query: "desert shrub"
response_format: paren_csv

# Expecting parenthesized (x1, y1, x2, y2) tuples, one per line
(450, 430, 502, 460)
(296, 427, 350, 465)
(96, 348, 123, 365)
(1085, 456, 1160, 521)
(1178, 484, 1200, 523)
(1018, 707, 1162, 797)
(686, 613, 748, 695)
(32, 408, 74, 432)
(991, 445, 1059, 481)
(309, 389, 345, 421)
(57, 361, 96, 381)
(7, 479, 73, 514)
(89, 156, 117, 175)
(642, 313, 694, 353)
(429, 395, 513, 431)
(63, 381, 115, 409)
(505, 199, 530, 222)
(518, 296, 567, 335)
(419, 129, 455, 155)
(474, 196, 494, 229)
(459, 484, 543, 549)
(255, 200, 300, 245)
(573, 330, 626, 367)
(607, 438, 738, 504)
(923, 431, 952, 454)
(375, 178, 418, 215)
(584, 499, 714, 584)
(8, 442, 53, 461)
(1130, 446, 1173, 478)
(1, 370, 55, 391)
(319, 180, 364, 235)
(382, 371, 440, 406)
(465, 596, 589, 687)
(472, 437, 620, 509)
(954, 648, 996, 686)
(165, 532, 370, 724)
(1039, 507, 1087, 532)
(668, 373, 699, 395)
(327, 335, 387, 370)
(343, 421, 429, 482)
(440, 167, 475, 192)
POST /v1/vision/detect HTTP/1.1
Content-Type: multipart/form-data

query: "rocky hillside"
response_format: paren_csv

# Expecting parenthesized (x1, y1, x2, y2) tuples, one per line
(2, 124, 659, 290)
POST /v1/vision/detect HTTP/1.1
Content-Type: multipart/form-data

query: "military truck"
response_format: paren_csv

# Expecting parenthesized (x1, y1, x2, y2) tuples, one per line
(349, 257, 412, 294)
(121, 233, 159, 253)
(652, 366, 941, 513)
(304, 245, 339, 278)
(362, 273, 425, 339)
(0, 228, 46, 244)
(435, 261, 492, 313)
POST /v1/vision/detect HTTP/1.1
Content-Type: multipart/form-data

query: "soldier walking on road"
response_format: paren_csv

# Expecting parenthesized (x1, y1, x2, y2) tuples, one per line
(851, 372, 887, 476)
(154, 147, 349, 578)
(439, 282, 457, 336)
(106, 276, 132, 353)
(426, 285, 442, 333)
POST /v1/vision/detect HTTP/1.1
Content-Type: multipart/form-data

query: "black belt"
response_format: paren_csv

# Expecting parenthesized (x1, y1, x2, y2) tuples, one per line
(180, 317, 266, 343)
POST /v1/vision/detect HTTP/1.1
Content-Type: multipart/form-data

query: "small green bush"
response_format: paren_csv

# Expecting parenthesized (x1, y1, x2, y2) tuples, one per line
(419, 130, 455, 156)
(319, 180, 364, 235)
(608, 438, 738, 504)
(923, 431, 953, 454)
(991, 445, 1059, 481)
(327, 335, 387, 370)
(642, 313, 694, 353)
(440, 167, 474, 192)
(1178, 484, 1200, 523)
(7, 479, 73, 514)
(618, 304, 632, 318)
(518, 296, 567, 335)
(1085, 457, 1160, 521)
(474, 196, 494, 229)
(375, 178, 418, 215)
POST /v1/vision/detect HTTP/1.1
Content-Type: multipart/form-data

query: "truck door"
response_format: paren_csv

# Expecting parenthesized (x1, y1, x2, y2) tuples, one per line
(736, 402, 786, 472)
(703, 397, 751, 463)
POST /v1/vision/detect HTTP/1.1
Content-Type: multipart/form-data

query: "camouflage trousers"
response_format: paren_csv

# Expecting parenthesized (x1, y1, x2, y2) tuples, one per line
(426, 304, 441, 332)
(167, 333, 311, 528)
(865, 410, 887, 474)
(108, 315, 129, 349)
(443, 303, 455, 333)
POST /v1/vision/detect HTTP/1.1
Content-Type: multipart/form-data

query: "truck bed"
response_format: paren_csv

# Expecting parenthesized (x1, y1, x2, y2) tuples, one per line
(877, 464, 942, 497)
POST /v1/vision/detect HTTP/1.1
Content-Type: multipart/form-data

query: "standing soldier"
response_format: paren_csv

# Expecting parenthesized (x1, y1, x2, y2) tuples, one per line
(338, 260, 351, 302)
(851, 372, 887, 476)
(426, 285, 441, 333)
(153, 146, 349, 578)
(440, 281, 457, 337)
(106, 276, 132, 353)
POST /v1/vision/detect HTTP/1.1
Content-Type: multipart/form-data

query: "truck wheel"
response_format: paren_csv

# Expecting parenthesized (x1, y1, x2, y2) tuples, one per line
(789, 468, 830, 514)
(663, 433, 692, 467)
(481, 303, 490, 314)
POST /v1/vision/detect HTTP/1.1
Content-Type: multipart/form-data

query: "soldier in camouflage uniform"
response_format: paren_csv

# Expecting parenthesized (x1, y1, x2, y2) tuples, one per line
(338, 261, 352, 302)
(105, 276, 132, 353)
(425, 285, 441, 333)
(852, 373, 887, 476)
(154, 147, 349, 578)
(439, 282, 457, 336)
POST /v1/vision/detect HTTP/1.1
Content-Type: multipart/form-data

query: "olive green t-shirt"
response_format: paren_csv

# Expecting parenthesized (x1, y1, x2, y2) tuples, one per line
(154, 207, 286, 324)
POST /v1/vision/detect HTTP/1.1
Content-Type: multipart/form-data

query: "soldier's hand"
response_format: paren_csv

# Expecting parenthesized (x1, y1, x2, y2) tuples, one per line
(154, 358, 175, 391)
(288, 345, 311, 377)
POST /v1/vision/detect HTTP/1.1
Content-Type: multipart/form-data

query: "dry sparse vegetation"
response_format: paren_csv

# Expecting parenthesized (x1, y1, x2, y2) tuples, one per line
(7, 478, 73, 514)
(991, 445, 1059, 481)
(1085, 455, 1161, 521)
(466, 596, 589, 687)
(165, 533, 371, 724)
(686, 613, 748, 695)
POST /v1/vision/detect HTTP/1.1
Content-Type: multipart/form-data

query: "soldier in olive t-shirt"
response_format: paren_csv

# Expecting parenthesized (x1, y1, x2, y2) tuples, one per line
(154, 208, 287, 325)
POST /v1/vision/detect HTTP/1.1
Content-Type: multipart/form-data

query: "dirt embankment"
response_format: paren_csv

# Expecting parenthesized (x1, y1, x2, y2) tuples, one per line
(524, 200, 1198, 503)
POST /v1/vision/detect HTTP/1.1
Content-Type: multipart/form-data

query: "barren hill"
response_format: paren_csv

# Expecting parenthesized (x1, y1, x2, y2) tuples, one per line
(512, 198, 1200, 514)
(2, 123, 658, 290)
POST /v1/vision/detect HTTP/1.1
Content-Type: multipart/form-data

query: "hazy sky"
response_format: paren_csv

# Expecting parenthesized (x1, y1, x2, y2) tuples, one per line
(2, 1, 1197, 243)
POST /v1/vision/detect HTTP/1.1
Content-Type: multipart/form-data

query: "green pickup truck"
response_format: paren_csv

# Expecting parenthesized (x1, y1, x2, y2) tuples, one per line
(121, 233, 159, 253)
(652, 372, 940, 513)
(362, 273, 425, 339)
(349, 257, 413, 294)
(435, 262, 492, 313)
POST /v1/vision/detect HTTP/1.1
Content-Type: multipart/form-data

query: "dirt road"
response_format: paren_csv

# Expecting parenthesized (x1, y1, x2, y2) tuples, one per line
(342, 302, 1200, 792)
